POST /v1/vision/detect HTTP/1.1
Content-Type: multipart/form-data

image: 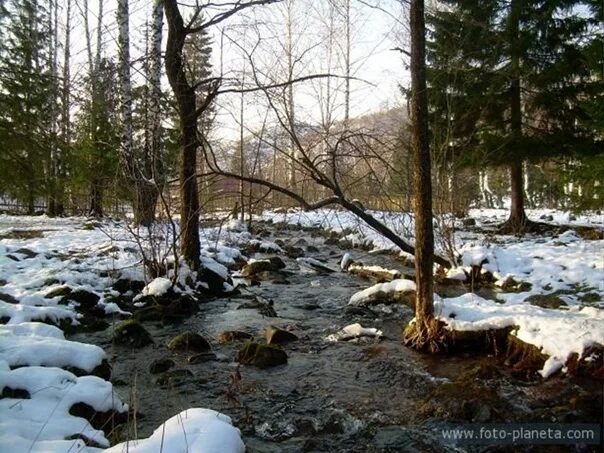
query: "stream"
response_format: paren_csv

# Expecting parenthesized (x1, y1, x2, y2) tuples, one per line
(73, 222, 603, 452)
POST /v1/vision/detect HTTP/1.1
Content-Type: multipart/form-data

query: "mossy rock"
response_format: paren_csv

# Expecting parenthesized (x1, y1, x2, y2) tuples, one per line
(149, 357, 175, 374)
(525, 294, 567, 309)
(265, 325, 298, 345)
(578, 292, 601, 303)
(237, 341, 287, 368)
(241, 257, 285, 277)
(168, 332, 211, 353)
(499, 276, 532, 293)
(187, 352, 217, 364)
(45, 286, 73, 299)
(113, 320, 153, 348)
(217, 330, 253, 344)
(111, 278, 145, 294)
(61, 289, 100, 309)
(155, 369, 194, 386)
(133, 305, 163, 322)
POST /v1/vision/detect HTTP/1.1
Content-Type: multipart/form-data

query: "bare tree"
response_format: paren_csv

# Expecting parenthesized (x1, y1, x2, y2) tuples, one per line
(163, 0, 282, 270)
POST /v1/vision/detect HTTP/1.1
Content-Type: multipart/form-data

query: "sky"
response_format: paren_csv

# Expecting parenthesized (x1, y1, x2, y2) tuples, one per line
(66, 0, 410, 141)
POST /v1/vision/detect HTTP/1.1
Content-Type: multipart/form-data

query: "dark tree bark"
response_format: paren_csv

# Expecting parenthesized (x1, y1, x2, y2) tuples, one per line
(502, 0, 529, 233)
(164, 0, 201, 270)
(135, 184, 159, 227)
(89, 179, 103, 217)
(403, 0, 444, 352)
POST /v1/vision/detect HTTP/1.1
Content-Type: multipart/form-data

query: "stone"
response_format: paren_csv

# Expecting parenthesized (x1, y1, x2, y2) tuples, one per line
(113, 320, 153, 348)
(241, 258, 285, 277)
(69, 402, 127, 435)
(61, 289, 100, 309)
(155, 369, 193, 386)
(237, 342, 287, 368)
(187, 352, 217, 364)
(462, 218, 476, 227)
(525, 294, 567, 309)
(265, 325, 298, 345)
(198, 266, 229, 294)
(0, 293, 18, 304)
(14, 247, 37, 259)
(44, 286, 72, 299)
(112, 278, 145, 294)
(1, 387, 30, 399)
(149, 358, 175, 374)
(217, 330, 253, 344)
(168, 332, 211, 353)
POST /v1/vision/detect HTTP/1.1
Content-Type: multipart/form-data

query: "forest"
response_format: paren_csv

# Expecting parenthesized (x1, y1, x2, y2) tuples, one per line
(0, 0, 602, 452)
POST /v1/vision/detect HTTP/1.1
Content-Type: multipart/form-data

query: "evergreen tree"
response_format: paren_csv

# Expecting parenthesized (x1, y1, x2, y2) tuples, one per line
(428, 0, 602, 230)
(0, 0, 53, 213)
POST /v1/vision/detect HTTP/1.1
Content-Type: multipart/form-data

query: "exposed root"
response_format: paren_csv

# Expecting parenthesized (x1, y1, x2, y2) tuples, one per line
(403, 317, 449, 354)
(498, 216, 543, 235)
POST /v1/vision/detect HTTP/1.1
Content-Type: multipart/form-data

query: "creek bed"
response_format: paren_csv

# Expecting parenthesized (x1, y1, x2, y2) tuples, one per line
(72, 224, 603, 452)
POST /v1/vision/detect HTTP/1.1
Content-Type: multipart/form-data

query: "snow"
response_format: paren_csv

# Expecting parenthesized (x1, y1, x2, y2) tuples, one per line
(0, 327, 106, 372)
(247, 239, 283, 253)
(348, 263, 401, 278)
(349, 279, 416, 306)
(0, 363, 127, 451)
(436, 294, 604, 377)
(105, 408, 245, 453)
(141, 277, 172, 297)
(200, 256, 229, 280)
(326, 323, 383, 342)
(340, 252, 354, 270)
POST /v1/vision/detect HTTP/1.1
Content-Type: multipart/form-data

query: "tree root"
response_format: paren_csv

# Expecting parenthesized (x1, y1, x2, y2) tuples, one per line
(403, 317, 449, 354)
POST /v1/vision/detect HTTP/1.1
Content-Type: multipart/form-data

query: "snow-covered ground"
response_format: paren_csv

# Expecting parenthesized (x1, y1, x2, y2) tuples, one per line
(0, 215, 252, 452)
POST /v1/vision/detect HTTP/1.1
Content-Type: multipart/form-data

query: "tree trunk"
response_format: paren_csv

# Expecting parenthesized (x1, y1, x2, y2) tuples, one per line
(164, 0, 201, 270)
(89, 179, 103, 217)
(503, 0, 529, 233)
(135, 183, 158, 226)
(403, 0, 443, 352)
(58, 0, 70, 216)
(117, 0, 139, 222)
(135, 0, 164, 227)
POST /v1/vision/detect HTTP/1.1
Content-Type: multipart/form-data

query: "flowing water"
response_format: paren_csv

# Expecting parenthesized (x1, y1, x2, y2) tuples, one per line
(74, 223, 602, 452)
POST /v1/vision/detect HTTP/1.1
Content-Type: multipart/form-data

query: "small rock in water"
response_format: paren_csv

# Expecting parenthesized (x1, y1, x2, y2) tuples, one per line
(265, 325, 299, 345)
(156, 369, 194, 386)
(168, 332, 211, 353)
(237, 297, 278, 317)
(296, 257, 335, 273)
(218, 330, 254, 344)
(113, 320, 153, 348)
(149, 357, 175, 374)
(237, 342, 287, 368)
(188, 352, 217, 364)
(326, 323, 383, 342)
